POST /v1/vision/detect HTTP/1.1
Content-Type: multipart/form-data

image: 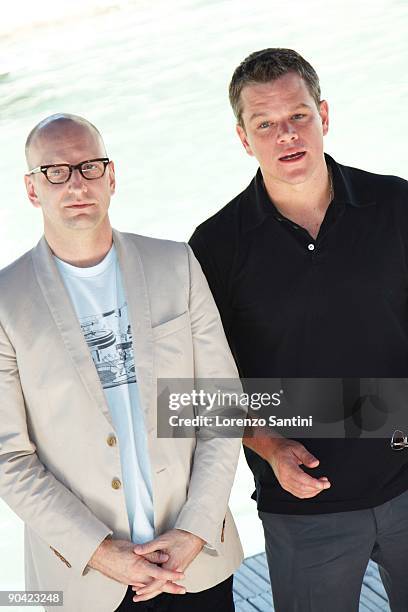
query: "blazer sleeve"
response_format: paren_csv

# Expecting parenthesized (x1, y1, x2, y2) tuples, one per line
(0, 320, 113, 576)
(189, 228, 233, 335)
(173, 244, 243, 553)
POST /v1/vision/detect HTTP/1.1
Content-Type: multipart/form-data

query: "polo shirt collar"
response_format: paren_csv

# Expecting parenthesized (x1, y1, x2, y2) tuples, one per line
(242, 152, 377, 233)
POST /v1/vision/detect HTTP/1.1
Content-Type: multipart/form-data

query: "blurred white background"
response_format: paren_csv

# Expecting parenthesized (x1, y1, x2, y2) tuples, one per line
(0, 0, 407, 607)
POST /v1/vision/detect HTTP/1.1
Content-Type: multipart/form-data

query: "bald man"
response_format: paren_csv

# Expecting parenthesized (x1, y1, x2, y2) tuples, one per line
(0, 114, 243, 612)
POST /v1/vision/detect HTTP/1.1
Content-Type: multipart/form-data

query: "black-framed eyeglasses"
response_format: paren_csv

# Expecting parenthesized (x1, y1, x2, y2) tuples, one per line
(391, 430, 408, 450)
(26, 158, 110, 184)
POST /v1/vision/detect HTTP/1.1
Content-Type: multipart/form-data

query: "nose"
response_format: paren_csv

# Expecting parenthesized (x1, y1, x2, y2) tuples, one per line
(67, 168, 88, 192)
(277, 121, 298, 144)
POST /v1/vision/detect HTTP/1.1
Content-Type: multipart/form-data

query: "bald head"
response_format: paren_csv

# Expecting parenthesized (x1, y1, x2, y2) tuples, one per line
(25, 113, 107, 169)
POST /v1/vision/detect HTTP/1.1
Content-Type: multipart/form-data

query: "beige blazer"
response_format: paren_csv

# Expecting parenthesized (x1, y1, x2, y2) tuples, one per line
(0, 229, 244, 612)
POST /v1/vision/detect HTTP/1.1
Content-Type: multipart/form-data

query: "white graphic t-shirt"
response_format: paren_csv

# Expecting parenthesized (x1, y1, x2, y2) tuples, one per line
(55, 245, 154, 544)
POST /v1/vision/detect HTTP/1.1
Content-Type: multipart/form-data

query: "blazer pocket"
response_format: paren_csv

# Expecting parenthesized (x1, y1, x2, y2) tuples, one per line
(152, 311, 190, 340)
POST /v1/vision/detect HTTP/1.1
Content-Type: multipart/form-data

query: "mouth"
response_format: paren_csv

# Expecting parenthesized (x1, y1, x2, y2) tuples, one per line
(278, 151, 306, 163)
(65, 202, 95, 209)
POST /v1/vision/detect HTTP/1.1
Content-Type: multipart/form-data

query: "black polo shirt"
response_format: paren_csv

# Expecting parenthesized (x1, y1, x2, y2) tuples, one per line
(189, 153, 408, 514)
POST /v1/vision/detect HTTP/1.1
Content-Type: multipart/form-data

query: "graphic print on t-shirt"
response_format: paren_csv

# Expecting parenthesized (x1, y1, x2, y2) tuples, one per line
(79, 301, 136, 389)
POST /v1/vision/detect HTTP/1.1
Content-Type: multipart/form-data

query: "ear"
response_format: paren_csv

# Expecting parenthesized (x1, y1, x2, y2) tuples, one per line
(24, 174, 41, 209)
(108, 160, 116, 195)
(319, 100, 329, 136)
(236, 124, 254, 157)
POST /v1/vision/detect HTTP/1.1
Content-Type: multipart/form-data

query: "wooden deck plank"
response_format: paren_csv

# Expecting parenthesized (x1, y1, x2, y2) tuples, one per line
(363, 579, 389, 604)
(364, 562, 389, 602)
(238, 564, 271, 591)
(247, 593, 274, 612)
(359, 603, 377, 612)
(235, 599, 263, 612)
(233, 571, 268, 599)
(244, 554, 269, 576)
(257, 591, 275, 608)
(360, 592, 388, 612)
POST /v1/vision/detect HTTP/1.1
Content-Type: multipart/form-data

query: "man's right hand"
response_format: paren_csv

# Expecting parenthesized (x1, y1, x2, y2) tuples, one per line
(266, 438, 331, 499)
(88, 538, 185, 587)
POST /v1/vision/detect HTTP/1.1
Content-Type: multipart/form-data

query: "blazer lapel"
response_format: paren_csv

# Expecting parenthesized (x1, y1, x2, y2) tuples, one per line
(31, 230, 155, 433)
(31, 235, 115, 427)
(112, 229, 155, 433)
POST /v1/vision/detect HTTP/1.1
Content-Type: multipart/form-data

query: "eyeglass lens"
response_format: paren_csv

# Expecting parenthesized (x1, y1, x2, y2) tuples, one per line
(46, 160, 106, 184)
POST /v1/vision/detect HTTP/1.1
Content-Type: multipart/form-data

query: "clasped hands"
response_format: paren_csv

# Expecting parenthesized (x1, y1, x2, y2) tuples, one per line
(131, 528, 205, 602)
(89, 528, 205, 603)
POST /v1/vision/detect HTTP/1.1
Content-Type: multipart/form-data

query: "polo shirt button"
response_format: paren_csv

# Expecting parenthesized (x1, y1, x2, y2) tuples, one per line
(308, 243, 315, 251)
(112, 478, 122, 490)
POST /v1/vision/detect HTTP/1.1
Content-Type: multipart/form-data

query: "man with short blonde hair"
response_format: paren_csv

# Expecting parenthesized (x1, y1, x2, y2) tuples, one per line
(190, 48, 408, 611)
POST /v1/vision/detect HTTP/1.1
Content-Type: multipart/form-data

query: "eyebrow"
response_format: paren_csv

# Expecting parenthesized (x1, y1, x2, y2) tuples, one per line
(248, 103, 313, 123)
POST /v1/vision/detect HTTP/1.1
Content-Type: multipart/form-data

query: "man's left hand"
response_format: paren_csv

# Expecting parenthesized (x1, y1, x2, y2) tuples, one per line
(131, 529, 205, 602)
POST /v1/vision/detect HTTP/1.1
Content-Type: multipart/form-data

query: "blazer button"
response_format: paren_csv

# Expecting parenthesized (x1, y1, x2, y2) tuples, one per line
(107, 435, 117, 447)
(112, 478, 122, 490)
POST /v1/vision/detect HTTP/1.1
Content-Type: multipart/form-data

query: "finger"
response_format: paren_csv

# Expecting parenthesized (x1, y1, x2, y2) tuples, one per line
(287, 476, 331, 496)
(160, 582, 186, 595)
(292, 444, 319, 467)
(318, 477, 331, 487)
(282, 473, 328, 494)
(143, 551, 169, 564)
(286, 464, 329, 488)
(289, 489, 325, 499)
(285, 484, 324, 497)
(288, 483, 325, 495)
(161, 560, 184, 572)
(282, 468, 324, 491)
(133, 589, 163, 603)
(133, 539, 162, 556)
(135, 581, 186, 596)
(150, 565, 185, 582)
(289, 476, 330, 493)
(296, 473, 329, 488)
(132, 579, 166, 595)
(283, 481, 327, 498)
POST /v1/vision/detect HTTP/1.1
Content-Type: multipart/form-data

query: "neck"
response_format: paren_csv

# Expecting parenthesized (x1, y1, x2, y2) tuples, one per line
(45, 223, 113, 268)
(262, 161, 332, 219)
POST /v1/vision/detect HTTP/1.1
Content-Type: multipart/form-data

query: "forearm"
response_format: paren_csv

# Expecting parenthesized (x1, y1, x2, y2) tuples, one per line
(181, 245, 243, 547)
(242, 425, 284, 461)
(0, 322, 112, 574)
(0, 450, 112, 575)
(174, 436, 241, 550)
